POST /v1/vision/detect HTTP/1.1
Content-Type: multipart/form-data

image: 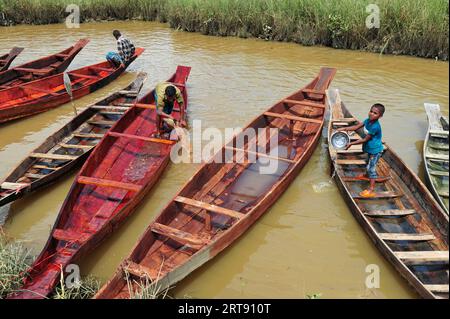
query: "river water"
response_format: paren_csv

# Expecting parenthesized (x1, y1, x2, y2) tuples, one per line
(0, 21, 448, 299)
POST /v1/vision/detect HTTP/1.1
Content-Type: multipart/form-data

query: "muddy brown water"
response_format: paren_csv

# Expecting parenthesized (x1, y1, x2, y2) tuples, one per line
(0, 21, 448, 298)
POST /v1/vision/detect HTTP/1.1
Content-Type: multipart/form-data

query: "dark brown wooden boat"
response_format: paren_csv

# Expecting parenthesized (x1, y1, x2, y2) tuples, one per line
(327, 89, 449, 299)
(0, 47, 24, 72)
(8, 65, 191, 299)
(94, 67, 336, 299)
(0, 73, 147, 212)
(423, 103, 449, 215)
(0, 39, 89, 89)
(0, 47, 144, 124)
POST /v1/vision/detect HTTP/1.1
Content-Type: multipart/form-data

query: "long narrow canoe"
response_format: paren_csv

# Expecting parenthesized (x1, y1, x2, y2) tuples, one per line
(8, 65, 191, 299)
(0, 47, 144, 124)
(0, 39, 89, 89)
(423, 103, 449, 215)
(0, 73, 147, 211)
(94, 67, 337, 299)
(327, 89, 449, 299)
(0, 47, 24, 72)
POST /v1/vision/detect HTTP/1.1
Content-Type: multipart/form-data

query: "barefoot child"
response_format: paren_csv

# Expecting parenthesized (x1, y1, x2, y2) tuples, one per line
(337, 103, 385, 197)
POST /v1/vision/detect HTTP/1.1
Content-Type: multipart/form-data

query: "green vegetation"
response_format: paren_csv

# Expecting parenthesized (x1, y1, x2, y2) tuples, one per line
(0, 229, 32, 298)
(53, 271, 100, 299)
(0, 0, 447, 59)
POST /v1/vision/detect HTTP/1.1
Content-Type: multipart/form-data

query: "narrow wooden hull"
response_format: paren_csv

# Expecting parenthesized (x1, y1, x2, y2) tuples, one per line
(0, 47, 24, 72)
(327, 89, 449, 299)
(0, 39, 89, 89)
(0, 73, 147, 210)
(423, 103, 449, 214)
(0, 47, 144, 124)
(95, 67, 337, 299)
(7, 65, 191, 299)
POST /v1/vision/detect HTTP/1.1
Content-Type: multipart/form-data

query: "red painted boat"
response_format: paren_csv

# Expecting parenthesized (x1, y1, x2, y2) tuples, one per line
(0, 47, 24, 72)
(8, 65, 191, 299)
(0, 39, 89, 89)
(95, 67, 336, 299)
(0, 47, 144, 124)
(0, 73, 147, 211)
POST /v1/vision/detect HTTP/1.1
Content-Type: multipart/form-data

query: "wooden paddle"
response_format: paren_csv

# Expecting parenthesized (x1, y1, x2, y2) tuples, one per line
(63, 72, 78, 115)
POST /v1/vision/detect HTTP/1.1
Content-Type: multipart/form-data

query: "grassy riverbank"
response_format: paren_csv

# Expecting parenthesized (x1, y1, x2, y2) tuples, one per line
(0, 0, 448, 60)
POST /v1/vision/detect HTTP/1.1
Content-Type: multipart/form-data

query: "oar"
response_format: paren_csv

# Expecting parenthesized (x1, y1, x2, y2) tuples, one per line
(63, 72, 78, 115)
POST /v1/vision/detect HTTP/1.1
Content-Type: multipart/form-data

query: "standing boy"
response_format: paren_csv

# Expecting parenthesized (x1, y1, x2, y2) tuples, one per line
(337, 103, 385, 197)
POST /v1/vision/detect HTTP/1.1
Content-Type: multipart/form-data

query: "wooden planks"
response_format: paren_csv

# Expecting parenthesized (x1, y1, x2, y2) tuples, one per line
(1, 182, 29, 190)
(77, 176, 142, 192)
(32, 165, 60, 170)
(107, 132, 175, 145)
(58, 143, 94, 150)
(91, 105, 129, 111)
(87, 120, 116, 126)
(224, 146, 296, 164)
(395, 251, 449, 263)
(426, 153, 449, 161)
(364, 209, 416, 217)
(353, 191, 403, 200)
(53, 228, 90, 242)
(336, 159, 366, 165)
(151, 222, 208, 247)
(283, 99, 325, 109)
(123, 260, 157, 279)
(264, 111, 322, 124)
(24, 173, 47, 179)
(424, 284, 449, 293)
(30, 152, 77, 161)
(70, 73, 99, 80)
(379, 233, 436, 241)
(175, 196, 245, 220)
(429, 170, 449, 177)
(72, 133, 104, 139)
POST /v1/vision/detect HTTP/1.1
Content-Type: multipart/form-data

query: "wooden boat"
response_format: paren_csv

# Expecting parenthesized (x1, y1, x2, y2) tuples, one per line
(0, 47, 24, 72)
(8, 65, 191, 299)
(0, 73, 147, 211)
(0, 39, 89, 89)
(94, 67, 336, 299)
(0, 47, 144, 124)
(423, 103, 449, 215)
(327, 89, 449, 299)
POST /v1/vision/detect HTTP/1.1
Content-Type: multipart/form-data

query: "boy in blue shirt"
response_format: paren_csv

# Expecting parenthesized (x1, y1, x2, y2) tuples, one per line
(337, 103, 385, 197)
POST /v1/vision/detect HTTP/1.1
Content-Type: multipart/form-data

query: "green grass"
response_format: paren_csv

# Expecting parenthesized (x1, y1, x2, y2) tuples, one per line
(0, 228, 32, 298)
(0, 0, 447, 59)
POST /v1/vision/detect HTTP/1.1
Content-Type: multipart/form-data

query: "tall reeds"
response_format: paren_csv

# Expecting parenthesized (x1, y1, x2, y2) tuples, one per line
(0, 0, 447, 59)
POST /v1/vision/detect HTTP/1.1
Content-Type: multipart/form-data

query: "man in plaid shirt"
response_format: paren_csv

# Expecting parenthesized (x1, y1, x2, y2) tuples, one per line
(106, 30, 135, 68)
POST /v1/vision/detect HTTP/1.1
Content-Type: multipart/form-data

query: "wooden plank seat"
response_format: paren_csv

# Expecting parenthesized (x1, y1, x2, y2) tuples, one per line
(53, 228, 91, 243)
(98, 111, 125, 116)
(301, 88, 325, 95)
(395, 251, 449, 263)
(123, 260, 158, 279)
(24, 173, 47, 179)
(263, 112, 322, 124)
(430, 130, 449, 137)
(72, 133, 104, 139)
(88, 66, 114, 72)
(32, 165, 60, 170)
(1, 182, 29, 190)
(283, 99, 325, 109)
(353, 191, 403, 199)
(87, 120, 116, 126)
(379, 233, 436, 241)
(175, 196, 245, 220)
(336, 159, 367, 165)
(58, 143, 94, 150)
(91, 105, 130, 111)
(426, 153, 449, 161)
(107, 132, 175, 145)
(438, 191, 449, 198)
(77, 176, 142, 192)
(69, 73, 99, 80)
(118, 90, 139, 95)
(336, 149, 364, 154)
(332, 118, 358, 123)
(30, 152, 77, 161)
(224, 146, 296, 164)
(151, 222, 209, 248)
(55, 53, 69, 58)
(429, 170, 449, 177)
(364, 209, 416, 217)
(342, 176, 390, 183)
(424, 285, 449, 293)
